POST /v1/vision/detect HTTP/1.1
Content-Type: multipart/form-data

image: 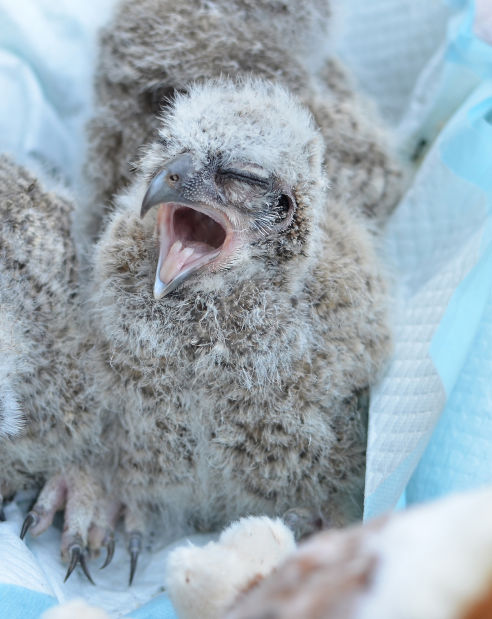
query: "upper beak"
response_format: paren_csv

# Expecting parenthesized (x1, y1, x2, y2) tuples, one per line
(140, 153, 196, 218)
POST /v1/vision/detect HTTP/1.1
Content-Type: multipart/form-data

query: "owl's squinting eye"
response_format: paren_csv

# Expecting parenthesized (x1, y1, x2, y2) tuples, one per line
(217, 168, 271, 189)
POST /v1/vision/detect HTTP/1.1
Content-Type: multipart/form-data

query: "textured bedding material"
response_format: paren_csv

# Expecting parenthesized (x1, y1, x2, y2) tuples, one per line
(1, 0, 491, 616)
(365, 0, 492, 517)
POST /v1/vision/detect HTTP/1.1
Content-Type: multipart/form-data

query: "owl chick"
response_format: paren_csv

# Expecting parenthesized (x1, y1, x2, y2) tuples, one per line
(74, 75, 395, 584)
(80, 0, 402, 238)
(0, 156, 114, 581)
(61, 0, 403, 583)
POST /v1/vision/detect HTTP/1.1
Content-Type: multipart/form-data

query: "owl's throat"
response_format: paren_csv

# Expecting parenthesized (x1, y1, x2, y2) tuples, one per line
(154, 202, 231, 299)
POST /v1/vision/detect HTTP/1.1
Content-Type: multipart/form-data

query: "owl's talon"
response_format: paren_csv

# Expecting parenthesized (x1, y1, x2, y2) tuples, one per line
(79, 549, 95, 585)
(20, 510, 39, 540)
(64, 542, 95, 585)
(100, 534, 115, 569)
(128, 531, 142, 586)
(64, 544, 81, 582)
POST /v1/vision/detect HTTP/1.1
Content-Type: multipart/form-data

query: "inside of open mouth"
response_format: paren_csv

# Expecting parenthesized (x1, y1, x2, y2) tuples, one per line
(158, 205, 227, 287)
(174, 207, 226, 250)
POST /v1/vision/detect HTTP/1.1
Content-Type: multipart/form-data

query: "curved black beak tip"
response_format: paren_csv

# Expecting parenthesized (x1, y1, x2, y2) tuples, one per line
(140, 153, 194, 219)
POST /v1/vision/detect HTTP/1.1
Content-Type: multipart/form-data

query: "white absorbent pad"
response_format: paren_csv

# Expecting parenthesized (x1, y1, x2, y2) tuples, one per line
(365, 0, 492, 517)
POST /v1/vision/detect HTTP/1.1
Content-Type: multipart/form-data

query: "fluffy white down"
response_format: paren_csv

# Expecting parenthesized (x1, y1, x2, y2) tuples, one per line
(0, 384, 22, 436)
(0, 313, 26, 436)
(359, 487, 492, 619)
(165, 516, 296, 619)
(159, 79, 323, 191)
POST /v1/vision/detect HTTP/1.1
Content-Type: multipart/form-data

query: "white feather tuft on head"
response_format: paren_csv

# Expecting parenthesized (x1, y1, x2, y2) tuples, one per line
(158, 77, 324, 190)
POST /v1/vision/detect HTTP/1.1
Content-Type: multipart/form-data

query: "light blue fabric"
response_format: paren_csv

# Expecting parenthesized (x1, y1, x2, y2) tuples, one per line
(406, 4, 492, 505)
(126, 594, 177, 619)
(0, 584, 179, 619)
(430, 94, 492, 395)
(364, 0, 492, 518)
(0, 0, 114, 186)
(408, 270, 492, 502)
(408, 88, 492, 503)
(446, 0, 492, 78)
(365, 455, 416, 520)
(0, 585, 57, 619)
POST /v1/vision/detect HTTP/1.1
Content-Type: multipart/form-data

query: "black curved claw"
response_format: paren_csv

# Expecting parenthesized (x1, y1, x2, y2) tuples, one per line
(79, 550, 95, 585)
(20, 511, 39, 540)
(64, 545, 80, 582)
(128, 532, 142, 586)
(64, 544, 95, 585)
(100, 535, 115, 570)
(0, 507, 5, 522)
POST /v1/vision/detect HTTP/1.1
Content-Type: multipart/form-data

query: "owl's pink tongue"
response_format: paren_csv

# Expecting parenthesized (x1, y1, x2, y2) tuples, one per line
(159, 239, 210, 284)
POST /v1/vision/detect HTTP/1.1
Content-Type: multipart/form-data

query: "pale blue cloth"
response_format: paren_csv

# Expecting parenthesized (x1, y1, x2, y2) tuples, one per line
(0, 583, 176, 619)
(408, 89, 492, 502)
(365, 0, 492, 516)
(0, 0, 114, 186)
(0, 584, 177, 619)
(0, 585, 57, 619)
(406, 0, 492, 504)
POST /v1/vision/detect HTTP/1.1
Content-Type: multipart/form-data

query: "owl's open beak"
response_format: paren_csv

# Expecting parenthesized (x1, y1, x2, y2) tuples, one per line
(141, 155, 233, 299)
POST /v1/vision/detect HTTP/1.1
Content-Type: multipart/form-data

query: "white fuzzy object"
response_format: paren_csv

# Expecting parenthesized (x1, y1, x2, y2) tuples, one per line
(41, 599, 110, 619)
(226, 487, 492, 619)
(165, 516, 296, 619)
(359, 487, 492, 619)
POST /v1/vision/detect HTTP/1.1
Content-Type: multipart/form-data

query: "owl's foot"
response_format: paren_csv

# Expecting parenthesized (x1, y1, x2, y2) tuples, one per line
(19, 472, 121, 584)
(21, 474, 66, 539)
